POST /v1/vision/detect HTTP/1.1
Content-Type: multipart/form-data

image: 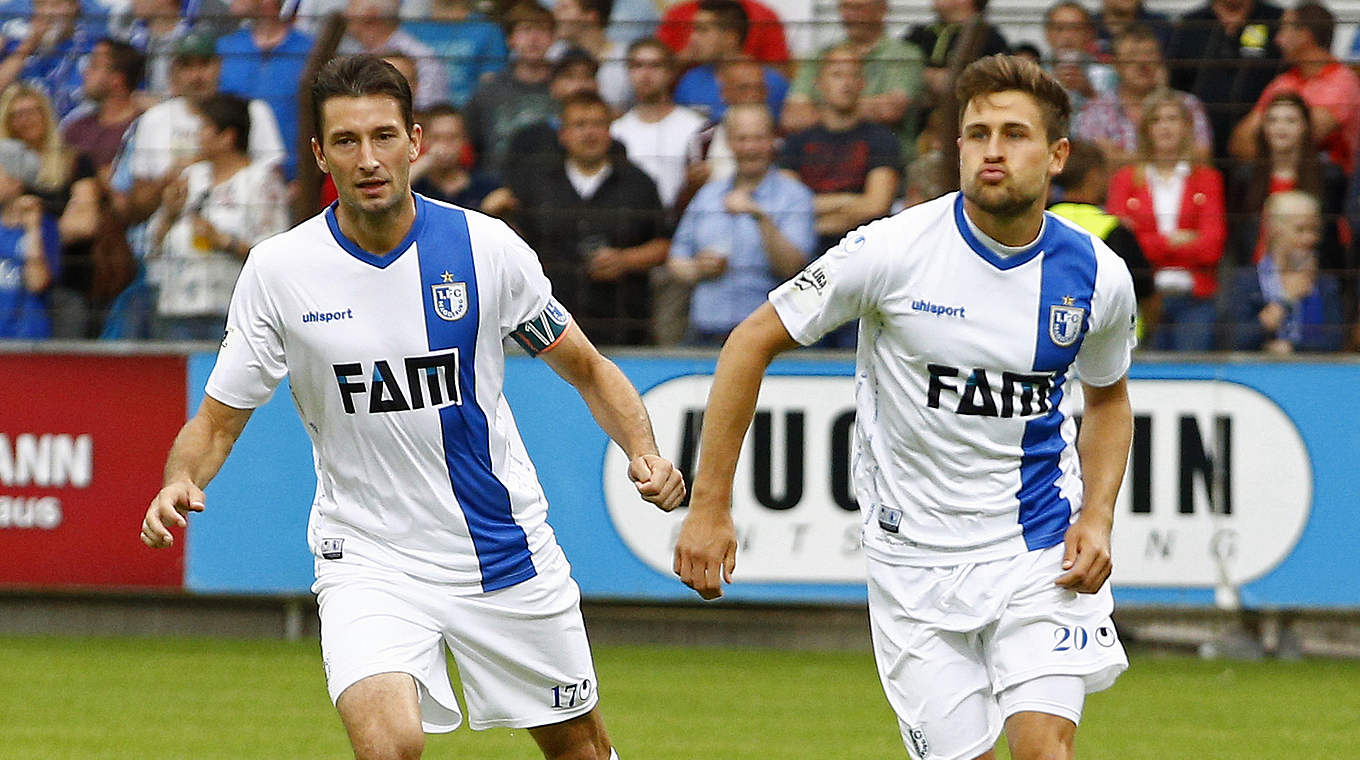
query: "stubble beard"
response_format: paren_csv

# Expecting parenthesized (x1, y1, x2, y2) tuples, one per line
(962, 177, 1041, 220)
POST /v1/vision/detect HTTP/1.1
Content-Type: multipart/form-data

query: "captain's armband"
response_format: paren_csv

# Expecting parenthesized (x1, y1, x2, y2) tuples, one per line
(510, 298, 572, 356)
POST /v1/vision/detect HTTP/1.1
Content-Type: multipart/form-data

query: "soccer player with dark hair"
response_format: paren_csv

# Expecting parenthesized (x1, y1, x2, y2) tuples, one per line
(142, 54, 684, 760)
(676, 54, 1135, 760)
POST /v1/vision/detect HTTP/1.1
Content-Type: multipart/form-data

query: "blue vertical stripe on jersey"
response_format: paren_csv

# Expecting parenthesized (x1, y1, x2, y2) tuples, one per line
(1017, 217, 1099, 550)
(415, 195, 536, 592)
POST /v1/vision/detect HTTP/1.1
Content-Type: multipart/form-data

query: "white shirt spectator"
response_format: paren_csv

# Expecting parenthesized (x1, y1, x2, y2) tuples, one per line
(610, 104, 705, 209)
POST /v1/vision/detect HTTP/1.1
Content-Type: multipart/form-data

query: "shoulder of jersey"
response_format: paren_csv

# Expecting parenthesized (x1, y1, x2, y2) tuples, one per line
(840, 192, 954, 256)
(1046, 210, 1126, 266)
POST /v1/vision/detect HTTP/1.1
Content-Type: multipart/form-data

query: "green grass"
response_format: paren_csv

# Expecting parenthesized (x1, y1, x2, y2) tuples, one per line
(0, 636, 1356, 759)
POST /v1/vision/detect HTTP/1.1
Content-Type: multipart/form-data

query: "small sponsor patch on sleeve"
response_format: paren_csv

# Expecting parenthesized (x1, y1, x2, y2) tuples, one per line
(510, 298, 572, 356)
(783, 258, 832, 313)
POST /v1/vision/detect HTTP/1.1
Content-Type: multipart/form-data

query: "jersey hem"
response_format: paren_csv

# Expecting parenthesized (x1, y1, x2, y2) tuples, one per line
(1076, 356, 1130, 388)
(202, 384, 265, 410)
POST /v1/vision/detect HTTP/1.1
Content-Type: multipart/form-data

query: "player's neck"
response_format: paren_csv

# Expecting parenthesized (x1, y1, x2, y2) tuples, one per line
(336, 193, 417, 256)
(962, 197, 1045, 248)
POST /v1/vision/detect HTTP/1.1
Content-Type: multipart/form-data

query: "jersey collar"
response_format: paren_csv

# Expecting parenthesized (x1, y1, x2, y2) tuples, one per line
(953, 193, 1049, 271)
(325, 192, 427, 268)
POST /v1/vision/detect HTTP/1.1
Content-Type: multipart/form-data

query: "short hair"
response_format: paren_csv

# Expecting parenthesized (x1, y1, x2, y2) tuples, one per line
(552, 47, 599, 80)
(97, 38, 146, 92)
(570, 0, 614, 23)
(1044, 0, 1091, 27)
(1264, 188, 1320, 221)
(626, 36, 673, 64)
(196, 92, 251, 152)
(955, 54, 1071, 142)
(503, 1, 555, 34)
(721, 102, 774, 134)
(1113, 23, 1162, 55)
(697, 0, 749, 46)
(1053, 140, 1105, 190)
(1293, 1, 1335, 50)
(421, 102, 462, 122)
(559, 90, 610, 119)
(310, 54, 414, 137)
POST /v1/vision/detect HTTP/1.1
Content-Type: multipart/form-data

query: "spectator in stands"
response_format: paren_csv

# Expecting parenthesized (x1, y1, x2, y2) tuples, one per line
(549, 0, 630, 112)
(1166, 0, 1283, 159)
(1050, 140, 1154, 312)
(610, 37, 706, 214)
(0, 0, 98, 119)
(110, 0, 193, 98)
(1072, 25, 1213, 167)
(146, 93, 288, 340)
(0, 83, 102, 337)
(59, 38, 145, 173)
(463, 1, 557, 178)
(216, 0, 313, 182)
(0, 139, 59, 338)
(781, 45, 899, 255)
(1229, 1, 1360, 174)
(903, 0, 1008, 116)
(1043, 1, 1115, 111)
(668, 103, 812, 346)
(409, 104, 498, 209)
(405, 0, 508, 107)
(1108, 89, 1226, 351)
(685, 57, 767, 189)
(671, 0, 788, 122)
(781, 0, 924, 152)
(512, 91, 669, 345)
(1227, 91, 1348, 274)
(658, 0, 789, 72)
(1093, 0, 1171, 54)
(1223, 190, 1345, 352)
(377, 50, 420, 99)
(338, 0, 448, 111)
(120, 32, 286, 230)
(610, 36, 706, 345)
(488, 47, 612, 201)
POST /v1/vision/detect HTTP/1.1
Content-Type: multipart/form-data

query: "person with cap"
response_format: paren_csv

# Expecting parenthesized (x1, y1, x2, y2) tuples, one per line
(0, 138, 60, 338)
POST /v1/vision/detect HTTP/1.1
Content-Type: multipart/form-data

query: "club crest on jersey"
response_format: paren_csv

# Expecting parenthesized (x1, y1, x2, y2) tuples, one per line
(432, 281, 468, 321)
(1048, 302, 1085, 347)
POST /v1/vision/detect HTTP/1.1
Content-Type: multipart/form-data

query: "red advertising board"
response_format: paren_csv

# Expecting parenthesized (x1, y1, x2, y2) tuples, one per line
(0, 353, 187, 588)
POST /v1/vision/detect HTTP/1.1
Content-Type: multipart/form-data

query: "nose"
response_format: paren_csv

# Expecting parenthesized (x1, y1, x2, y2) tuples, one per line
(356, 138, 380, 172)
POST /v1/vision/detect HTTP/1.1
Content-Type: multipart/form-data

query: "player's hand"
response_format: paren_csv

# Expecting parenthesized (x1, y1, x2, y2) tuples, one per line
(1056, 514, 1113, 593)
(673, 507, 737, 600)
(628, 454, 686, 512)
(141, 480, 206, 548)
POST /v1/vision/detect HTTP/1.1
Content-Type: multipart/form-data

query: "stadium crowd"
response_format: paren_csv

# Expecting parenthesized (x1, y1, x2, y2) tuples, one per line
(0, 0, 1358, 352)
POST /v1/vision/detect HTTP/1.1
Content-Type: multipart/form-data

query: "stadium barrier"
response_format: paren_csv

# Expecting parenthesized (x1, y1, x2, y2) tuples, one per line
(1, 348, 1357, 611)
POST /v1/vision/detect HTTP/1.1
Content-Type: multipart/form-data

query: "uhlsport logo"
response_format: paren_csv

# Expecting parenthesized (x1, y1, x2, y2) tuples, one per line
(432, 270, 468, 321)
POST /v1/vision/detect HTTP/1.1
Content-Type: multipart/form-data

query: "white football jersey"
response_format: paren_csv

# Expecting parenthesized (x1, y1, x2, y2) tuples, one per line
(770, 192, 1137, 567)
(207, 194, 574, 592)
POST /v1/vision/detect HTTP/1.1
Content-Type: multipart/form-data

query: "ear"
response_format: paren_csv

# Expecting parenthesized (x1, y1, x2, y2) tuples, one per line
(408, 123, 422, 162)
(311, 137, 328, 174)
(1049, 137, 1071, 177)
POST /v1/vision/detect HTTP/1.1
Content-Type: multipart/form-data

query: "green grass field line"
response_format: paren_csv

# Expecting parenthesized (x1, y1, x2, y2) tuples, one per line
(0, 637, 1356, 759)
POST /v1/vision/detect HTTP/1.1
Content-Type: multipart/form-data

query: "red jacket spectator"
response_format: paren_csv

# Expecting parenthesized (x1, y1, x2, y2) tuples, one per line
(657, 0, 789, 67)
(1108, 163, 1226, 299)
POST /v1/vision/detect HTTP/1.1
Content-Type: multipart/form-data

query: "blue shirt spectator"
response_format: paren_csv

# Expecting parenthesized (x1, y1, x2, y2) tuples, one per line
(670, 164, 813, 339)
(216, 13, 313, 179)
(673, 61, 786, 122)
(405, 4, 508, 106)
(0, 0, 100, 120)
(0, 136, 59, 338)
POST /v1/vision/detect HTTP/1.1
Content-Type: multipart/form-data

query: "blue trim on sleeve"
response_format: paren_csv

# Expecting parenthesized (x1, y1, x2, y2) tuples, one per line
(1017, 220, 1098, 550)
(415, 196, 536, 592)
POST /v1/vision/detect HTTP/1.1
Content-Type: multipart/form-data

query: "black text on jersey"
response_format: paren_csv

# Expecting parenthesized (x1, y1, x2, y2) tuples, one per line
(333, 349, 462, 414)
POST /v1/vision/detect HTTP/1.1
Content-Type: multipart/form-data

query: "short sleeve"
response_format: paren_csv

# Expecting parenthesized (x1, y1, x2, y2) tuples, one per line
(768, 226, 885, 345)
(1074, 254, 1138, 387)
(490, 218, 574, 355)
(205, 254, 288, 408)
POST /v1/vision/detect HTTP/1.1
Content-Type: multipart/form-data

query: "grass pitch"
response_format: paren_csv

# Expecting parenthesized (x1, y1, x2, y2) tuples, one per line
(0, 635, 1356, 759)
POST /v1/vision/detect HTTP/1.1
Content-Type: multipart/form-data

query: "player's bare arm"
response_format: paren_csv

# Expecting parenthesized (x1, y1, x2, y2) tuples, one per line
(540, 320, 687, 513)
(141, 396, 253, 549)
(675, 303, 801, 600)
(1057, 376, 1133, 593)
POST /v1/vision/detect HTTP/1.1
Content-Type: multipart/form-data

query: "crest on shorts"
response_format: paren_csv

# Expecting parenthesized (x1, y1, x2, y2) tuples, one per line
(432, 281, 468, 321)
(1048, 297, 1085, 347)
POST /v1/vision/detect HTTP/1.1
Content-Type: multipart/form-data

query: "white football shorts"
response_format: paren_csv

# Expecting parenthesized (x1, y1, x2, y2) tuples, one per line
(313, 548, 599, 733)
(867, 543, 1128, 760)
